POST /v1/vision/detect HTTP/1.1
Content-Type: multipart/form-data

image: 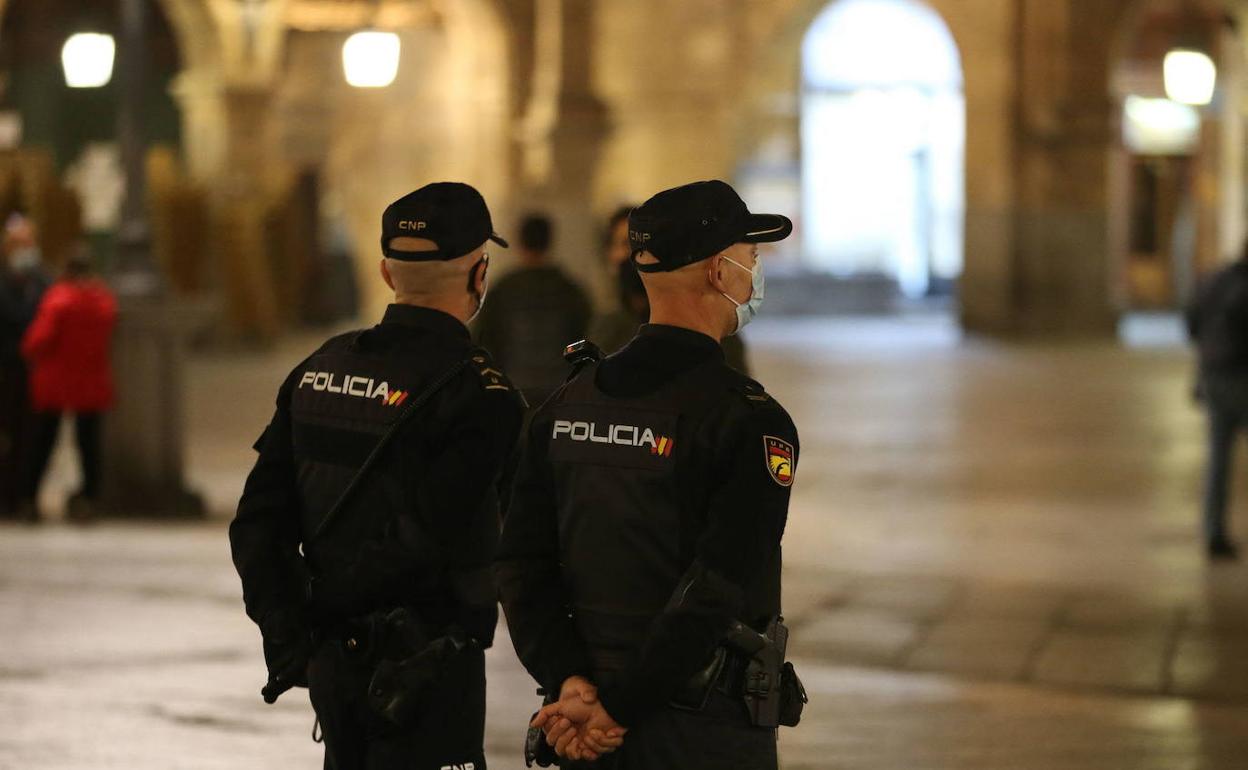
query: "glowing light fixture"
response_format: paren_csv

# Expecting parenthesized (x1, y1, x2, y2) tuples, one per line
(1164, 48, 1216, 106)
(61, 33, 116, 88)
(343, 31, 400, 88)
(1123, 95, 1201, 154)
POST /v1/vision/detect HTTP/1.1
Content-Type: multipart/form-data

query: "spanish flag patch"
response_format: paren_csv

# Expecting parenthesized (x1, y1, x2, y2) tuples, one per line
(764, 436, 795, 487)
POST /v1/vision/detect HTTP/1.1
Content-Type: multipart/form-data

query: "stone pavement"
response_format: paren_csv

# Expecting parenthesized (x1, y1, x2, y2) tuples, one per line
(4, 315, 1248, 768)
(784, 567, 1248, 701)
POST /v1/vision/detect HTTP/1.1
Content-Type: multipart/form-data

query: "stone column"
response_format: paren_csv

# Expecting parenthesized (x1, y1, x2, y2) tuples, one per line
(961, 0, 1125, 336)
(217, 84, 282, 340)
(954, 0, 1023, 334)
(100, 0, 210, 517)
(173, 68, 282, 340)
(514, 0, 611, 300)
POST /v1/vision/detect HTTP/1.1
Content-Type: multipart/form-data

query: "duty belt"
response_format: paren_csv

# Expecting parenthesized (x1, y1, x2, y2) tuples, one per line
(317, 606, 430, 663)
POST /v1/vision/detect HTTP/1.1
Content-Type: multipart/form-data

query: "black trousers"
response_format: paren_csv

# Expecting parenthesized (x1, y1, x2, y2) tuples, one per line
(561, 689, 778, 770)
(22, 411, 102, 503)
(306, 639, 488, 770)
(1201, 373, 1248, 546)
(0, 362, 32, 511)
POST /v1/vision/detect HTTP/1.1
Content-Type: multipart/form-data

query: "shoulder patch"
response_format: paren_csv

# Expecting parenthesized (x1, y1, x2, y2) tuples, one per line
(764, 435, 796, 487)
(470, 352, 513, 392)
(470, 350, 527, 407)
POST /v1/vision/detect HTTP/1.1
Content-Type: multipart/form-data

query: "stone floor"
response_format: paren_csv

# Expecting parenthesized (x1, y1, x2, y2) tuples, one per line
(4, 314, 1248, 768)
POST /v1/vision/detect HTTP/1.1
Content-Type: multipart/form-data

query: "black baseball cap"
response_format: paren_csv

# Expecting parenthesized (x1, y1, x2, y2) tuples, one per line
(628, 180, 792, 273)
(381, 182, 509, 261)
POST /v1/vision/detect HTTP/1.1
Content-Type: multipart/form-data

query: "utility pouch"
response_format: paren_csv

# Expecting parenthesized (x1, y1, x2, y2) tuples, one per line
(670, 646, 728, 711)
(778, 661, 807, 727)
(728, 616, 805, 729)
(524, 688, 559, 767)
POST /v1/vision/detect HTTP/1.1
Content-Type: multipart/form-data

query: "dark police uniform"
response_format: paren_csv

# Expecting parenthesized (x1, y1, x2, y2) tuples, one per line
(496, 181, 799, 769)
(230, 183, 523, 770)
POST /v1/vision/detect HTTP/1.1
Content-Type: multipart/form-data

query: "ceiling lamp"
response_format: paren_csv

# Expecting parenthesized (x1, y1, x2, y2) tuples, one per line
(1164, 48, 1217, 106)
(62, 32, 116, 89)
(342, 30, 400, 88)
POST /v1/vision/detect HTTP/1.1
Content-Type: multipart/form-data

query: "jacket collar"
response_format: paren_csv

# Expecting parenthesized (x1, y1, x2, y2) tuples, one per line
(380, 303, 470, 340)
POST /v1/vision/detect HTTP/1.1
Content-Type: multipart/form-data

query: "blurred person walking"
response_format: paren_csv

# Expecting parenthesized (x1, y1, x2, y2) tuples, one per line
(589, 205, 752, 374)
(230, 182, 524, 770)
(0, 214, 49, 519)
(1186, 246, 1248, 560)
(588, 206, 648, 356)
(474, 213, 592, 407)
(18, 246, 117, 523)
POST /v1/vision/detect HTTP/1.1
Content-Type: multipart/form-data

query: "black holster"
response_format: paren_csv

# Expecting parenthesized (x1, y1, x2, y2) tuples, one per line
(738, 617, 806, 728)
(673, 616, 807, 728)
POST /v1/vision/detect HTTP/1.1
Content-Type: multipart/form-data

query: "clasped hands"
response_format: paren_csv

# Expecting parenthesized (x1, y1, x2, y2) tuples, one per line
(530, 675, 628, 762)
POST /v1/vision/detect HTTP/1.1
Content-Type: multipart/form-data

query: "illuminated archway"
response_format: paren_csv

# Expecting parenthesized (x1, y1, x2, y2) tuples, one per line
(801, 0, 964, 298)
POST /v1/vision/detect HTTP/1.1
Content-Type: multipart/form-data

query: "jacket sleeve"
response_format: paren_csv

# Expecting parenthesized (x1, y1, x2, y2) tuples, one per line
(408, 374, 524, 646)
(596, 402, 799, 726)
(20, 288, 63, 362)
(229, 368, 309, 628)
(494, 406, 594, 693)
(1186, 278, 1208, 340)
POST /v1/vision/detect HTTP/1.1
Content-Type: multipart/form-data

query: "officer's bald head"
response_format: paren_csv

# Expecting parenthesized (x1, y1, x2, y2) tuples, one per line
(634, 245, 753, 340)
(380, 239, 486, 308)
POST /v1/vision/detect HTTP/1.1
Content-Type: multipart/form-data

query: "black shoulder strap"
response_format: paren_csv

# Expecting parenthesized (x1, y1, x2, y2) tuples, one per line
(731, 375, 775, 408)
(309, 351, 477, 542)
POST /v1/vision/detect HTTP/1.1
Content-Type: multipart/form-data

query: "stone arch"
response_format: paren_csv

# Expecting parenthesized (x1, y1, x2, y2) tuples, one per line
(734, 0, 1019, 326)
(737, 0, 977, 172)
(1109, 0, 1248, 64)
(734, 0, 1002, 302)
(796, 0, 964, 297)
(152, 0, 223, 76)
(0, 0, 226, 180)
(1107, 0, 1247, 309)
(0, 0, 223, 75)
(0, 0, 217, 259)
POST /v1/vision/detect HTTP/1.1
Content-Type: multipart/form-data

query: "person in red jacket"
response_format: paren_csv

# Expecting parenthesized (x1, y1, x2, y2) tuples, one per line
(18, 248, 117, 522)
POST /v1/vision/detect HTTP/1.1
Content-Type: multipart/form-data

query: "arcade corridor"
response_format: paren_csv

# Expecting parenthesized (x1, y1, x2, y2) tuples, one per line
(3, 316, 1247, 768)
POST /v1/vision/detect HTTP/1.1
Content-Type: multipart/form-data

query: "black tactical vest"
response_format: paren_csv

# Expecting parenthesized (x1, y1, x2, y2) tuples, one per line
(288, 333, 452, 580)
(547, 359, 782, 662)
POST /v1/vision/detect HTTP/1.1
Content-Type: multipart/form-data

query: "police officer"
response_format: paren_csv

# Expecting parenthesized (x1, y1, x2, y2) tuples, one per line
(496, 180, 801, 768)
(229, 182, 525, 769)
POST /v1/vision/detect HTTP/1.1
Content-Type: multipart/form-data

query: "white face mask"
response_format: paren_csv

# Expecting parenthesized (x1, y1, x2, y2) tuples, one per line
(468, 253, 489, 323)
(10, 246, 40, 273)
(719, 254, 764, 334)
